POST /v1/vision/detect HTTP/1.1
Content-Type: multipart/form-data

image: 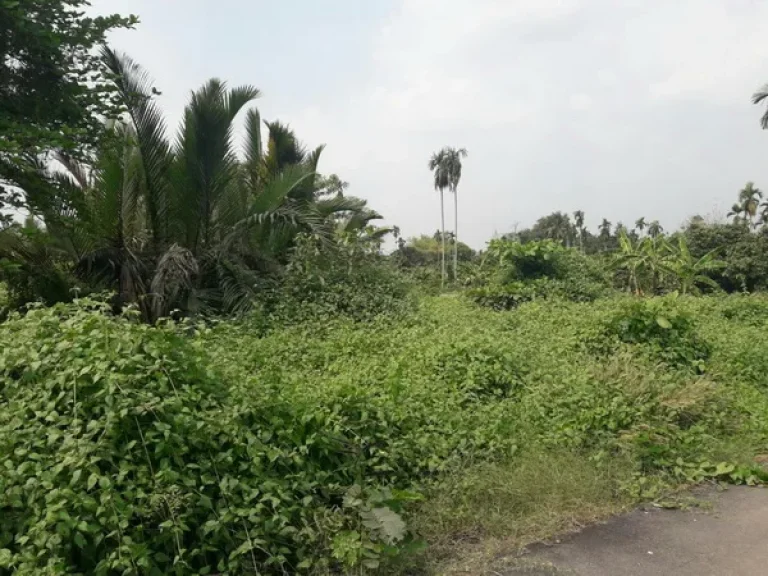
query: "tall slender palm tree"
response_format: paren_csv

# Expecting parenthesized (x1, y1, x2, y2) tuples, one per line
(573, 210, 585, 252)
(647, 220, 663, 239)
(727, 182, 762, 228)
(428, 146, 467, 283)
(598, 218, 612, 251)
(634, 217, 646, 236)
(428, 150, 450, 285)
(447, 148, 467, 280)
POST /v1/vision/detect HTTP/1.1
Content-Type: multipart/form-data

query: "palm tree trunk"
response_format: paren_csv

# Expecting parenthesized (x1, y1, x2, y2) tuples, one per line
(453, 186, 458, 282)
(440, 190, 446, 288)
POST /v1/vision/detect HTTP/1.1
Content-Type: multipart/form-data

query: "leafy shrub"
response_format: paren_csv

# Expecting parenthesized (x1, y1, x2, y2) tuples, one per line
(264, 234, 414, 325)
(468, 240, 612, 309)
(0, 299, 410, 574)
(602, 297, 710, 370)
(720, 294, 768, 326)
(465, 282, 537, 310)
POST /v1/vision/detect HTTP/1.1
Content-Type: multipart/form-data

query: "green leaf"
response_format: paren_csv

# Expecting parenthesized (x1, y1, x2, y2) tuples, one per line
(715, 462, 736, 476)
(0, 549, 12, 567)
(656, 316, 672, 329)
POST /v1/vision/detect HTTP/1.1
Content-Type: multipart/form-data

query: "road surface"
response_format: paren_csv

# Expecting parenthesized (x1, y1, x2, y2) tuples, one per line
(505, 486, 768, 576)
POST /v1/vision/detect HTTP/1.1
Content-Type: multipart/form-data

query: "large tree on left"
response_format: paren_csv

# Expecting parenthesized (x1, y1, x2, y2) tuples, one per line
(0, 0, 137, 215)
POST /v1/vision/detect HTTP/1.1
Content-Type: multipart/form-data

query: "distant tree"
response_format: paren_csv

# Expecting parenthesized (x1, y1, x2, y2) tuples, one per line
(523, 211, 575, 247)
(634, 217, 647, 235)
(573, 210, 585, 252)
(648, 220, 664, 238)
(727, 182, 762, 227)
(429, 146, 467, 283)
(317, 174, 349, 197)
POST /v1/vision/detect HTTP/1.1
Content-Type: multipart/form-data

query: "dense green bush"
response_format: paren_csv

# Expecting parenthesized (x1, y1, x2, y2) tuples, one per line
(467, 240, 612, 309)
(261, 234, 414, 326)
(602, 296, 711, 370)
(0, 300, 413, 574)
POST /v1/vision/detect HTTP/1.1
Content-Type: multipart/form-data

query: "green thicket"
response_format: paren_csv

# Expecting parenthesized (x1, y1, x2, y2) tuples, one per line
(2, 293, 768, 573)
(0, 48, 394, 321)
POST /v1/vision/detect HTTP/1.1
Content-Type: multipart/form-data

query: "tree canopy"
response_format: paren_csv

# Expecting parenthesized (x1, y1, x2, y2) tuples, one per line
(0, 0, 137, 212)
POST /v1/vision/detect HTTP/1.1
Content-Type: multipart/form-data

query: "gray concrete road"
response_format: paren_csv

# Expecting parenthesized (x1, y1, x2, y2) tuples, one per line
(506, 486, 768, 576)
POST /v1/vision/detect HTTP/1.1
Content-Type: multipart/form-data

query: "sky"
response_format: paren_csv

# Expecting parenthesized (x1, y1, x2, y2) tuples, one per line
(93, 0, 768, 249)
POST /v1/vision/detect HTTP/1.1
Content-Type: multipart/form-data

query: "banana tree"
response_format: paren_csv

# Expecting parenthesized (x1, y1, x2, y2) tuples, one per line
(663, 236, 724, 295)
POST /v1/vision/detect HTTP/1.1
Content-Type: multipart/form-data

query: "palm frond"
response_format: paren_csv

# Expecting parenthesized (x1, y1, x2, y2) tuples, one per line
(753, 84, 768, 129)
(101, 46, 172, 248)
(244, 108, 262, 175)
(149, 243, 199, 320)
(314, 195, 368, 218)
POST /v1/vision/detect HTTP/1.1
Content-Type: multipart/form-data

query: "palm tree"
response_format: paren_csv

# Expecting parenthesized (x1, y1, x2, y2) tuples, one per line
(634, 217, 646, 236)
(598, 218, 612, 251)
(3, 48, 374, 320)
(573, 210, 585, 252)
(752, 83, 768, 129)
(647, 220, 663, 239)
(428, 146, 467, 284)
(727, 182, 762, 227)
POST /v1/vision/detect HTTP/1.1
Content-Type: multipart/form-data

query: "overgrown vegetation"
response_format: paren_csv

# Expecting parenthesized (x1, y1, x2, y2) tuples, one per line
(4, 6, 768, 575)
(2, 295, 768, 573)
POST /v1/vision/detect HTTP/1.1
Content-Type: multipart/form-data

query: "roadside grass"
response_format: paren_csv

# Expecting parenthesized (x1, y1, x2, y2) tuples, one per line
(401, 449, 634, 575)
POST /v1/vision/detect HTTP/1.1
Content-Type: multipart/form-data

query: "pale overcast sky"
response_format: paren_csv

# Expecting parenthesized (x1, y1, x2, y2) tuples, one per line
(94, 0, 768, 248)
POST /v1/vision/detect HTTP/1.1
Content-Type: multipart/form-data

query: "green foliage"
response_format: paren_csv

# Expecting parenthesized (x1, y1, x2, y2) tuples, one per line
(602, 296, 711, 370)
(0, 298, 415, 574)
(0, 0, 137, 212)
(3, 292, 768, 573)
(262, 233, 414, 325)
(467, 240, 611, 309)
(2, 50, 392, 322)
(684, 222, 768, 292)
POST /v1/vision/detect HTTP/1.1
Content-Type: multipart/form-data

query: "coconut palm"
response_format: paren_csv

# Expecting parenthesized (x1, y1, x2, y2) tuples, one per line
(428, 146, 467, 284)
(634, 217, 646, 235)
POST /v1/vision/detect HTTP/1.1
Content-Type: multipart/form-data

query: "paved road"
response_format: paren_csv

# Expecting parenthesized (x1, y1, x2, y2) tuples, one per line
(506, 486, 768, 576)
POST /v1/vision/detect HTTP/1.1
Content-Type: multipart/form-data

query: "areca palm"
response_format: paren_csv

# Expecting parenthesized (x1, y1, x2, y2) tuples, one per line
(429, 146, 467, 284)
(727, 182, 762, 227)
(573, 210, 585, 252)
(647, 220, 663, 238)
